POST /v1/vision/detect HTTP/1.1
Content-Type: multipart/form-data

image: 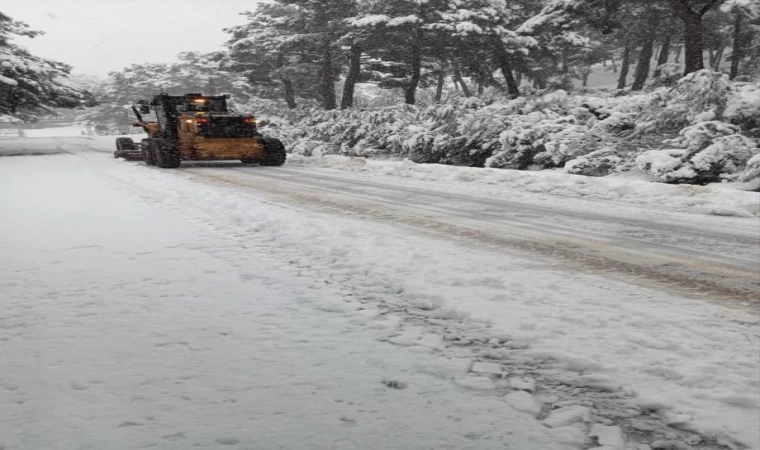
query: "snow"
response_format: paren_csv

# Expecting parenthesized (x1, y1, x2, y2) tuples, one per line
(0, 114, 22, 124)
(0, 73, 19, 86)
(543, 406, 591, 428)
(505, 391, 541, 418)
(288, 154, 760, 217)
(387, 15, 420, 27)
(0, 149, 575, 450)
(721, 0, 760, 17)
(589, 424, 625, 449)
(349, 14, 390, 27)
(1, 135, 759, 449)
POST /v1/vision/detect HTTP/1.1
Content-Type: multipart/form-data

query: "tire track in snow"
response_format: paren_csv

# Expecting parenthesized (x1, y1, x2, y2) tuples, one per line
(68, 152, 756, 449)
(181, 166, 760, 306)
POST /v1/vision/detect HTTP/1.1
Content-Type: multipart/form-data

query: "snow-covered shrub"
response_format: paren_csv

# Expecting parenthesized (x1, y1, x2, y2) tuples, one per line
(535, 123, 603, 167)
(724, 81, 760, 136)
(672, 121, 743, 158)
(266, 72, 756, 188)
(650, 63, 682, 88)
(487, 113, 573, 169)
(690, 134, 759, 179)
(565, 148, 624, 176)
(636, 70, 734, 134)
(638, 122, 760, 184)
(731, 154, 760, 190)
(636, 149, 694, 183)
(257, 115, 306, 146)
(289, 139, 339, 157)
(443, 104, 510, 166)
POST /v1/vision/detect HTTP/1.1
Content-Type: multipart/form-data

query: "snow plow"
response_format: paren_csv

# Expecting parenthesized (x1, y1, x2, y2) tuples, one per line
(113, 93, 286, 168)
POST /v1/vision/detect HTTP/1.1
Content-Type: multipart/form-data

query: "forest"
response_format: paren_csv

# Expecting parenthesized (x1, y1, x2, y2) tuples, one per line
(1, 0, 759, 186)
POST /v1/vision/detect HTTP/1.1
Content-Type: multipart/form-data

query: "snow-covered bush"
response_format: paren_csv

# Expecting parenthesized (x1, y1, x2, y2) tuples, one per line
(636, 149, 688, 181)
(636, 70, 734, 134)
(731, 154, 760, 190)
(724, 82, 760, 136)
(487, 113, 575, 169)
(650, 63, 682, 88)
(690, 134, 759, 179)
(673, 121, 742, 157)
(565, 148, 624, 176)
(638, 122, 759, 184)
(268, 71, 757, 189)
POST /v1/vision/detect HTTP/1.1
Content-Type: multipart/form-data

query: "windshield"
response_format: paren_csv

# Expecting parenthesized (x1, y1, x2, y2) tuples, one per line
(181, 97, 227, 113)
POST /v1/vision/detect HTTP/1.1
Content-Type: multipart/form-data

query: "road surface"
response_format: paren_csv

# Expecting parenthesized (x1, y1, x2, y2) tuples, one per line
(181, 163, 760, 305)
(1, 136, 758, 450)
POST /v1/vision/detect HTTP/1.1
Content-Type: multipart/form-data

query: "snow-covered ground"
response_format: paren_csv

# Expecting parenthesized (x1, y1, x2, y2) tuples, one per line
(1, 133, 758, 450)
(286, 154, 760, 218)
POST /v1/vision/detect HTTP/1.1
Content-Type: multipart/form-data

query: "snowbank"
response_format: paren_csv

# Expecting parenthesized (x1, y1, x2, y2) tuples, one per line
(0, 137, 70, 156)
(265, 71, 759, 188)
(287, 154, 760, 217)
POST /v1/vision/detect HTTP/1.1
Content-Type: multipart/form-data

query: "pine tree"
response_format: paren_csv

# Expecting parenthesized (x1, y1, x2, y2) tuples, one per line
(225, 3, 320, 109)
(0, 12, 89, 118)
(348, 0, 451, 105)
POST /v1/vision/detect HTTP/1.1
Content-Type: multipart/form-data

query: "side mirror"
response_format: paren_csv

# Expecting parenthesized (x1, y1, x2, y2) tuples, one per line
(139, 105, 150, 115)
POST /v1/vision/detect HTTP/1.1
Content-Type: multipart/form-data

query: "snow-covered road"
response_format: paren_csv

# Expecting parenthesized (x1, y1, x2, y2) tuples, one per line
(181, 163, 759, 305)
(1, 136, 759, 450)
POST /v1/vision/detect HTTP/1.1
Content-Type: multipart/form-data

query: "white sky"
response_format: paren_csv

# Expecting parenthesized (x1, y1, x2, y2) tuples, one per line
(2, 0, 260, 77)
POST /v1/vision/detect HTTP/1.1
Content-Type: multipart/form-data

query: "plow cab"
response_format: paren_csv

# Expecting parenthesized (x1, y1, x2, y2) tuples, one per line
(114, 93, 286, 168)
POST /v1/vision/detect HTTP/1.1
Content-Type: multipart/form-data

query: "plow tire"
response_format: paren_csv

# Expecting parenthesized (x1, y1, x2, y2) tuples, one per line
(116, 137, 135, 151)
(154, 139, 181, 169)
(260, 137, 286, 167)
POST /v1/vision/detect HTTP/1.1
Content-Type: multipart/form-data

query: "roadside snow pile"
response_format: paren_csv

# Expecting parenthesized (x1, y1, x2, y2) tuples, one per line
(0, 114, 22, 124)
(0, 136, 71, 156)
(287, 154, 760, 217)
(266, 71, 758, 189)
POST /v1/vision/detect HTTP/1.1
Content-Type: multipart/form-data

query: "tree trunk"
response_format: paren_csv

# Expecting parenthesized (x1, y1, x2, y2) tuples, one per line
(452, 63, 472, 97)
(404, 25, 423, 105)
(515, 71, 522, 87)
(730, 13, 743, 79)
(669, 0, 721, 75)
(340, 43, 362, 109)
(611, 57, 618, 73)
(682, 16, 705, 74)
(617, 39, 632, 89)
(673, 45, 682, 63)
(492, 35, 520, 97)
(632, 15, 659, 90)
(582, 69, 591, 87)
(653, 33, 672, 78)
(477, 66, 486, 95)
(320, 38, 337, 110)
(435, 70, 445, 102)
(712, 46, 724, 71)
(282, 78, 297, 109)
